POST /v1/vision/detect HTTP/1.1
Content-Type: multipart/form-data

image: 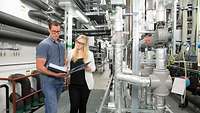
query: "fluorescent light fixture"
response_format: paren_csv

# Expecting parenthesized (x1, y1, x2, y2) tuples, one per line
(75, 10, 89, 23)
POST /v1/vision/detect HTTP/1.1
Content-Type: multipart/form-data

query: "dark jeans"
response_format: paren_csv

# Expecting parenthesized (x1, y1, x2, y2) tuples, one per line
(69, 85, 90, 113)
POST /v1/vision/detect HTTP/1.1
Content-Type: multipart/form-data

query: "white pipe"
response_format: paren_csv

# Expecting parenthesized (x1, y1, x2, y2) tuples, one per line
(116, 73, 150, 87)
(67, 7, 73, 52)
(173, 0, 178, 54)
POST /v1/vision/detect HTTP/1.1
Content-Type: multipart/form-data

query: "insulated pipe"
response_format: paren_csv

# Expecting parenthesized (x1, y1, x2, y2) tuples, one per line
(0, 11, 49, 35)
(116, 73, 151, 87)
(20, 0, 51, 11)
(28, 10, 50, 21)
(0, 84, 9, 113)
(0, 29, 44, 43)
(74, 0, 86, 12)
(73, 29, 111, 33)
(76, 32, 111, 36)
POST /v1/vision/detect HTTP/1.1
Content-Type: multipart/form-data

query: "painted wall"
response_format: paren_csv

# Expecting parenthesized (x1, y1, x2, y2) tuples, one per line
(0, 1, 48, 112)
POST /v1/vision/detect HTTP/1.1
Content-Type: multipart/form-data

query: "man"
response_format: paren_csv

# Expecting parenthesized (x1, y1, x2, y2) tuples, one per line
(36, 21, 67, 113)
(140, 33, 153, 52)
(143, 33, 152, 46)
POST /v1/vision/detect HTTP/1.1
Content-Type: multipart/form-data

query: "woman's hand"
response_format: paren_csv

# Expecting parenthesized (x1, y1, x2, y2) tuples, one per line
(85, 65, 92, 72)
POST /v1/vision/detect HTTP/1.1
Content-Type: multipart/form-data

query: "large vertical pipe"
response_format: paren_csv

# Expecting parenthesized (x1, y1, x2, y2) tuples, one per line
(112, 6, 124, 113)
(67, 7, 73, 52)
(198, 0, 200, 54)
(191, 0, 198, 44)
(182, 0, 188, 43)
(173, 0, 178, 54)
(156, 0, 166, 22)
(64, 8, 68, 55)
(131, 0, 144, 112)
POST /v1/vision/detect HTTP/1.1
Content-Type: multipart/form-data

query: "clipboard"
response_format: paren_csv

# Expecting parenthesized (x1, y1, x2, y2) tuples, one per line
(69, 61, 91, 74)
(47, 62, 91, 75)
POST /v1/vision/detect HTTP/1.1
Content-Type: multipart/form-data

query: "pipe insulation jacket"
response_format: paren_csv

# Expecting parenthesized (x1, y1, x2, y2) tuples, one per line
(0, 11, 49, 35)
(20, 0, 51, 11)
(28, 10, 50, 21)
(0, 29, 44, 43)
(116, 73, 151, 87)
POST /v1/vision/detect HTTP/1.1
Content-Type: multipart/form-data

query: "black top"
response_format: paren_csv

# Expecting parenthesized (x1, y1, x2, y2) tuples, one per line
(70, 58, 87, 86)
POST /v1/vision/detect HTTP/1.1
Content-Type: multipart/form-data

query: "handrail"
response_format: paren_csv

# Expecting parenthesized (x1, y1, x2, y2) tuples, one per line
(0, 73, 41, 113)
(97, 75, 114, 113)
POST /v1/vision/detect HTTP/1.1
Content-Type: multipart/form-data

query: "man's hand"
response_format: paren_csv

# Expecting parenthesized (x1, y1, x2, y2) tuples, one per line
(55, 73, 67, 78)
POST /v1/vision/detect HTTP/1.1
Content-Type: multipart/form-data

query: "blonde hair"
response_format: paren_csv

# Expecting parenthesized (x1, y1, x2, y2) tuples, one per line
(72, 35, 89, 63)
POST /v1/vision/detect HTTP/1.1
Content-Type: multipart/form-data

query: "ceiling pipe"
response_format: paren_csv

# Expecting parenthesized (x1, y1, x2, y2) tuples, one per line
(0, 29, 44, 43)
(0, 11, 49, 35)
(20, 0, 52, 11)
(28, 10, 50, 21)
(29, 10, 64, 22)
(76, 32, 111, 36)
(73, 0, 86, 12)
(73, 29, 111, 33)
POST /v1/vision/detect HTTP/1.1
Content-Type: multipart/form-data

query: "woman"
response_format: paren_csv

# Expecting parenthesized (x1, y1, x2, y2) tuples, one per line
(67, 35, 96, 113)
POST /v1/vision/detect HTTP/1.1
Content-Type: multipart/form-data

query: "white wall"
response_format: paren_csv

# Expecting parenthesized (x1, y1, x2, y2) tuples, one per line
(1, 0, 47, 27)
(0, 1, 48, 112)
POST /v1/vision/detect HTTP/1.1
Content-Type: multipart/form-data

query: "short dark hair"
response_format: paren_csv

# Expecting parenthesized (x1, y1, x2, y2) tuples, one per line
(144, 33, 152, 37)
(48, 21, 61, 29)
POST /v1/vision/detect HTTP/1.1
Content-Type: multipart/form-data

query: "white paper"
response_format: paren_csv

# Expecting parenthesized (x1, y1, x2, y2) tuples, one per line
(49, 63, 66, 72)
(171, 77, 186, 95)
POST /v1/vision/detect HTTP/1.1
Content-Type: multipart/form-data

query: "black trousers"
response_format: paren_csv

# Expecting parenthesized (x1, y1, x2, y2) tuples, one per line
(69, 85, 91, 113)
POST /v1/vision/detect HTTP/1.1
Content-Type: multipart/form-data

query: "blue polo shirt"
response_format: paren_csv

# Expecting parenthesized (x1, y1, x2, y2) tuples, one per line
(36, 36, 65, 84)
(36, 37, 65, 67)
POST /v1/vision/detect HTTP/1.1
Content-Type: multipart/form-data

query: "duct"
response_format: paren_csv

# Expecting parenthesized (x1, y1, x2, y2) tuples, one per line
(116, 73, 150, 87)
(28, 10, 50, 21)
(20, 0, 51, 11)
(0, 11, 49, 35)
(0, 29, 44, 43)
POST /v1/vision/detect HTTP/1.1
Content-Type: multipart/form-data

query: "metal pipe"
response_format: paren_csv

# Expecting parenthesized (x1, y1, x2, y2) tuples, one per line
(73, 29, 111, 33)
(116, 73, 150, 87)
(0, 11, 48, 35)
(155, 96, 165, 113)
(0, 29, 44, 43)
(191, 0, 198, 44)
(155, 48, 167, 70)
(181, 0, 188, 43)
(20, 0, 51, 11)
(173, 0, 178, 54)
(113, 44, 123, 113)
(28, 10, 50, 21)
(0, 84, 9, 113)
(67, 7, 73, 52)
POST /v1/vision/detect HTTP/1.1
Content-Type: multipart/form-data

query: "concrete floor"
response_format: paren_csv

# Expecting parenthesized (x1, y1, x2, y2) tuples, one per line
(34, 65, 111, 113)
(31, 64, 200, 113)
